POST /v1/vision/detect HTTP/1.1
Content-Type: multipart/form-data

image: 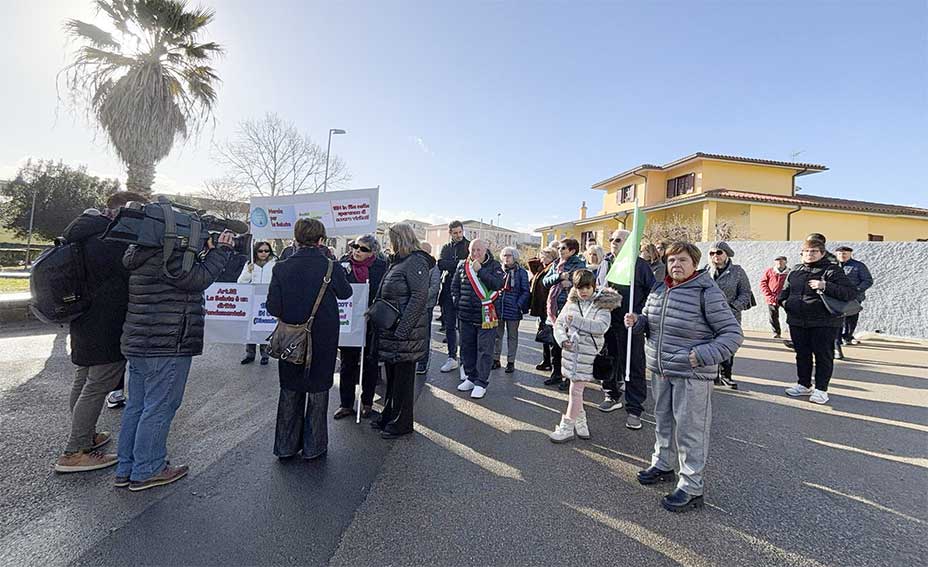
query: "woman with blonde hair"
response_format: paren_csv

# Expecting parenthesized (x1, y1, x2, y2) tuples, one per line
(585, 244, 610, 288)
(370, 224, 435, 438)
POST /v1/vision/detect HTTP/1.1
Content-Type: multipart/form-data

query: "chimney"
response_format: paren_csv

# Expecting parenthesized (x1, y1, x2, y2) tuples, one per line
(579, 200, 588, 220)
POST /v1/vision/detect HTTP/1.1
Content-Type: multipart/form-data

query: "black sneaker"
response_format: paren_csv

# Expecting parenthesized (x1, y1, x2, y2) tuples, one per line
(240, 356, 255, 365)
(558, 379, 569, 391)
(505, 363, 515, 374)
(415, 363, 428, 375)
(535, 362, 552, 371)
(260, 357, 269, 365)
(598, 396, 623, 412)
(661, 488, 704, 513)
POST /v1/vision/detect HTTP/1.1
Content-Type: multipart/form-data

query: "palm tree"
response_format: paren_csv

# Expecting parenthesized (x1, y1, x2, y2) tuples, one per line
(62, 0, 222, 195)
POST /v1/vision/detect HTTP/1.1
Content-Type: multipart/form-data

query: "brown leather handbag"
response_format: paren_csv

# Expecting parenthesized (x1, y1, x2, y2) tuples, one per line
(267, 259, 333, 365)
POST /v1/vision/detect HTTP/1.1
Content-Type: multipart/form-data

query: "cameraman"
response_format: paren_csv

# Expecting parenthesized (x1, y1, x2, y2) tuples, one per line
(114, 229, 234, 492)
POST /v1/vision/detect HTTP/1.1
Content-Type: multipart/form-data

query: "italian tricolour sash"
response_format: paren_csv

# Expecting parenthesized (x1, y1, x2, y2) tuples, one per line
(464, 260, 501, 329)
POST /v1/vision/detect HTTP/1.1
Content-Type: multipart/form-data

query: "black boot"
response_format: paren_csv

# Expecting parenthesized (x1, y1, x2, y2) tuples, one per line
(544, 371, 563, 386)
(637, 466, 676, 486)
(491, 360, 502, 370)
(661, 488, 704, 513)
(505, 362, 515, 374)
(558, 379, 570, 391)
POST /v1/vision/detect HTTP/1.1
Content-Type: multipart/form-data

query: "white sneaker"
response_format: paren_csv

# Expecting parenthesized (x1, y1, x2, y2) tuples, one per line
(470, 386, 487, 399)
(785, 384, 814, 397)
(549, 415, 576, 443)
(574, 411, 590, 439)
(440, 358, 459, 373)
(810, 389, 830, 404)
(457, 379, 475, 392)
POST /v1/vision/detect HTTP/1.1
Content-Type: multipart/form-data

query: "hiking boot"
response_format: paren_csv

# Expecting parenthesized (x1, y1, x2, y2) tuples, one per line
(535, 362, 552, 372)
(491, 360, 502, 370)
(575, 411, 590, 439)
(598, 396, 623, 412)
(625, 414, 643, 430)
(549, 415, 575, 443)
(637, 466, 675, 485)
(505, 362, 515, 374)
(333, 407, 353, 420)
(105, 391, 126, 409)
(785, 384, 814, 397)
(55, 451, 118, 473)
(440, 358, 459, 373)
(128, 464, 189, 492)
(661, 488, 704, 513)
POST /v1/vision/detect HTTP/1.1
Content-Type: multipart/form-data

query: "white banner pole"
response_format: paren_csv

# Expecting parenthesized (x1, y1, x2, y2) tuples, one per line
(356, 343, 365, 423)
(624, 206, 638, 383)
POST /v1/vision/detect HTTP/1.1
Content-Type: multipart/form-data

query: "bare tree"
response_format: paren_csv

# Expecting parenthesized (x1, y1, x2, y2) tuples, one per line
(642, 214, 750, 244)
(214, 113, 349, 196)
(199, 177, 249, 222)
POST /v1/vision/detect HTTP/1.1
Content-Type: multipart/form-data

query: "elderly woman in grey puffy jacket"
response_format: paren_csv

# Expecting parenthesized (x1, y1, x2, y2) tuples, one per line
(707, 241, 751, 389)
(549, 270, 620, 443)
(625, 241, 743, 513)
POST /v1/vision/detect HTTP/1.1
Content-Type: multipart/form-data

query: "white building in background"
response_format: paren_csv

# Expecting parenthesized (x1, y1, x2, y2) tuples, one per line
(424, 220, 539, 257)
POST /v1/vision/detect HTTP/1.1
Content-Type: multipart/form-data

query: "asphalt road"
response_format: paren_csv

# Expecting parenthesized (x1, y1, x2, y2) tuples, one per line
(0, 318, 925, 566)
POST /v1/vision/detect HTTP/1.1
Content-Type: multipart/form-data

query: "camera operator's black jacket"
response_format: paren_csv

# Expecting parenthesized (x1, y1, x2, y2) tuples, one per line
(63, 211, 130, 367)
(121, 245, 231, 357)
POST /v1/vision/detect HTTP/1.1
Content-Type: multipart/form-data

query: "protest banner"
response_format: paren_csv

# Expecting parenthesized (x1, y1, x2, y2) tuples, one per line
(249, 187, 379, 241)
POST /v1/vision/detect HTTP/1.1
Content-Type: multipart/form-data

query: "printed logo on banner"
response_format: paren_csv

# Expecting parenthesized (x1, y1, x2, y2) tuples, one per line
(205, 287, 250, 319)
(251, 207, 269, 228)
(330, 198, 372, 228)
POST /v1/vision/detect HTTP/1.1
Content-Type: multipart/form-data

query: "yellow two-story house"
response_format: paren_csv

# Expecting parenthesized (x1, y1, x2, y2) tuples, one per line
(536, 152, 928, 246)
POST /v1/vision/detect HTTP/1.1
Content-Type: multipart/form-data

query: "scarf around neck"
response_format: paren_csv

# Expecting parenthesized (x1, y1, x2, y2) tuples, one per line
(350, 254, 376, 283)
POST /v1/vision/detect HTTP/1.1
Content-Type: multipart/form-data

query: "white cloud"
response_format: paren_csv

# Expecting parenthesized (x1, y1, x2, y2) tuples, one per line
(379, 208, 449, 226)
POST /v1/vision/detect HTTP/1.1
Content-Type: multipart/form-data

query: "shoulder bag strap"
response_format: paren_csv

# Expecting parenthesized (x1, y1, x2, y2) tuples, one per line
(305, 258, 333, 328)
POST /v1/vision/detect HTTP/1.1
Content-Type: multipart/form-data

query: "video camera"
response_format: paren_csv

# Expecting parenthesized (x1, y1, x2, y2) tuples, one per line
(103, 196, 252, 256)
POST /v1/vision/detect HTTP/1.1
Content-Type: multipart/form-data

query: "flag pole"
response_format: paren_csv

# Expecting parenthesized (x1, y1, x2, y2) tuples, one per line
(624, 205, 638, 382)
(356, 282, 371, 424)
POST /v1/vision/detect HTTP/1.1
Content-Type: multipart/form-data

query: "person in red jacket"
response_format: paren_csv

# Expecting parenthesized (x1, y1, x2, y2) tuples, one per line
(760, 256, 789, 337)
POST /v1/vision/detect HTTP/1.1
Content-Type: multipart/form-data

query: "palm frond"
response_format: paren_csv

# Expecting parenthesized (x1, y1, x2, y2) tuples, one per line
(179, 41, 222, 60)
(93, 0, 131, 37)
(63, 19, 121, 48)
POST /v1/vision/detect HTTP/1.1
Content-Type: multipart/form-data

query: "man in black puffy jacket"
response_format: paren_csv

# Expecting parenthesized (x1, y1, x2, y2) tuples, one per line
(54, 191, 146, 474)
(437, 221, 470, 373)
(114, 228, 233, 491)
(451, 239, 505, 400)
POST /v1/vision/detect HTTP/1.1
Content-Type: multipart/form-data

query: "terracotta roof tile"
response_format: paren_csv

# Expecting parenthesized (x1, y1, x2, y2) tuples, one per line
(707, 189, 928, 217)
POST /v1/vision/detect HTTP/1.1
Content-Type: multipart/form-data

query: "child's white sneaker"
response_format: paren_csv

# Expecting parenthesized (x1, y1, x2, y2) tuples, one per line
(574, 411, 590, 439)
(549, 415, 576, 444)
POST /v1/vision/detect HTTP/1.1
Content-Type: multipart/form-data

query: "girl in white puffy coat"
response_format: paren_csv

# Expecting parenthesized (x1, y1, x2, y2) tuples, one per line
(550, 269, 620, 443)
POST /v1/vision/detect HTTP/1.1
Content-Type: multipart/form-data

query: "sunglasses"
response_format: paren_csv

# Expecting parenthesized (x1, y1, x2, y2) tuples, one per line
(351, 244, 372, 253)
(257, 249, 271, 253)
(610, 238, 624, 243)
(708, 250, 725, 256)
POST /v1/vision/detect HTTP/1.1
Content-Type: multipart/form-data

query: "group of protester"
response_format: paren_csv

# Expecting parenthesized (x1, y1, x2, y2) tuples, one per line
(52, 196, 875, 513)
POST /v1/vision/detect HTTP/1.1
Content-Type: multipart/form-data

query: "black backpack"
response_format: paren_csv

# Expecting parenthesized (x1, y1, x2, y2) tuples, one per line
(29, 237, 90, 324)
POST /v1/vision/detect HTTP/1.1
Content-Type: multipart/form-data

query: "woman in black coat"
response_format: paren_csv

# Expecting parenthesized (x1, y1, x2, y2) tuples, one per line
(778, 238, 855, 405)
(267, 219, 352, 459)
(334, 234, 388, 420)
(371, 224, 435, 439)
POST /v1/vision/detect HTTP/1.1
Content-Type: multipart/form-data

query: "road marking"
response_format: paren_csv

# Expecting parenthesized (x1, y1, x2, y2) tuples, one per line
(426, 384, 546, 434)
(805, 438, 928, 469)
(725, 436, 768, 449)
(588, 443, 650, 466)
(804, 482, 925, 525)
(716, 389, 928, 433)
(414, 423, 524, 481)
(716, 525, 828, 567)
(566, 504, 718, 567)
(513, 396, 560, 414)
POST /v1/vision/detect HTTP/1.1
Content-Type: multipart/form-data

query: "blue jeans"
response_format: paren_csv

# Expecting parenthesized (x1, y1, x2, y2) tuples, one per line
(459, 321, 496, 388)
(441, 295, 458, 359)
(116, 356, 193, 481)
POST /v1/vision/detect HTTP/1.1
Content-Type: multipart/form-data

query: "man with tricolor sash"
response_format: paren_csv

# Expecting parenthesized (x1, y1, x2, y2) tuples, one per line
(450, 239, 506, 400)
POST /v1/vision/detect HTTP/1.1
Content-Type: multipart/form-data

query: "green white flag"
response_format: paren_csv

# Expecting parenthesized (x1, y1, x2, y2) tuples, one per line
(606, 204, 646, 286)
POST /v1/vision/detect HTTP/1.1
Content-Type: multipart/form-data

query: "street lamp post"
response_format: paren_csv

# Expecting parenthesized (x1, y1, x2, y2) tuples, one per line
(323, 128, 346, 193)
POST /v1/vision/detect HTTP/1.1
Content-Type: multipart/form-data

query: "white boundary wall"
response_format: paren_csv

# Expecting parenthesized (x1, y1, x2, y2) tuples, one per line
(693, 241, 928, 339)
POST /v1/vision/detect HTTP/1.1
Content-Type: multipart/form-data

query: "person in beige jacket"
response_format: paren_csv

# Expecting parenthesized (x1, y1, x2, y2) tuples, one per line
(550, 270, 620, 443)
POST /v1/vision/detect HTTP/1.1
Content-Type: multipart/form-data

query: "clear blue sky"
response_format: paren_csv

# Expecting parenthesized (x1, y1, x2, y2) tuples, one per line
(1, 0, 925, 234)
